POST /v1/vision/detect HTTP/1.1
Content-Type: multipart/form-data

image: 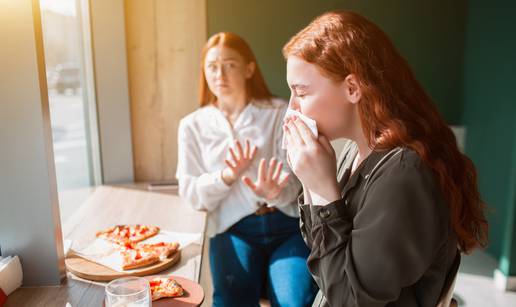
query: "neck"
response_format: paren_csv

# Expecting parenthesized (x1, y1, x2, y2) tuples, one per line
(354, 133, 372, 165)
(216, 92, 247, 115)
(347, 108, 372, 168)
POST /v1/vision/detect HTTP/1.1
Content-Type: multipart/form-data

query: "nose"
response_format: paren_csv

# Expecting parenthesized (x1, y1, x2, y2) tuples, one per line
(215, 65, 226, 79)
(288, 94, 300, 111)
(215, 66, 223, 79)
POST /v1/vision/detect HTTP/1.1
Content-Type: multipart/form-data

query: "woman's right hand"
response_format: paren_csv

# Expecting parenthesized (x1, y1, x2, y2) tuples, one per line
(242, 158, 290, 201)
(221, 139, 258, 185)
(284, 116, 339, 205)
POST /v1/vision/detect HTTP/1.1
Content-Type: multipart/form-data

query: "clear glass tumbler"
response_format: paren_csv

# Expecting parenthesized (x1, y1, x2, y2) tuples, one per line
(105, 276, 151, 307)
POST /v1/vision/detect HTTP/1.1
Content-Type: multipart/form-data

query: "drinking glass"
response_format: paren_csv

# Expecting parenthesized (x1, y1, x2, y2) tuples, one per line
(105, 276, 151, 307)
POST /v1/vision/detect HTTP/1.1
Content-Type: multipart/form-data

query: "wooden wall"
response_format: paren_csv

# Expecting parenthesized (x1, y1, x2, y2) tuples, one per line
(125, 0, 206, 182)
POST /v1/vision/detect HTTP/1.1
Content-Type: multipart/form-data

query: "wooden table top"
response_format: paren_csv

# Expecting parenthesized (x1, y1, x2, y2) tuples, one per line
(6, 184, 206, 307)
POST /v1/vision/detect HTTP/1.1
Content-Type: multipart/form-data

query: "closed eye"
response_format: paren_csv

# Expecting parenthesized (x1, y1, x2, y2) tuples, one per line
(295, 90, 306, 98)
(291, 84, 308, 98)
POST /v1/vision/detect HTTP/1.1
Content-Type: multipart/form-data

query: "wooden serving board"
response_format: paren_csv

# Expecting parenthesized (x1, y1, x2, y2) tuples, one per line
(65, 251, 181, 282)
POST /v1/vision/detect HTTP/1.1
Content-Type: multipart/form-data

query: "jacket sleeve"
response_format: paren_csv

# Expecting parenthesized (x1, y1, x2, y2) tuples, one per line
(298, 196, 313, 247)
(304, 161, 448, 307)
(176, 119, 232, 212)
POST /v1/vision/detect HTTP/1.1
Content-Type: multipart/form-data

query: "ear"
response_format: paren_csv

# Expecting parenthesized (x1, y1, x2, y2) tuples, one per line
(343, 74, 361, 104)
(245, 61, 256, 79)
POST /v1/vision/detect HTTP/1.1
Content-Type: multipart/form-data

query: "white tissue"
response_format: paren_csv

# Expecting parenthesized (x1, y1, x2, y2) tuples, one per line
(0, 255, 23, 295)
(281, 109, 318, 149)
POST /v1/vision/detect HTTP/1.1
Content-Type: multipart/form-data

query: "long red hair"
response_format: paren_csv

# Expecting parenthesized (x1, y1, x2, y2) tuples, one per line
(199, 32, 273, 106)
(283, 11, 488, 253)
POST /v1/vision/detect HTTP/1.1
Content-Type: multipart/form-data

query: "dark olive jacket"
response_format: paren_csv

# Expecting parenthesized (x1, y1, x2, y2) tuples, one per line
(301, 141, 458, 307)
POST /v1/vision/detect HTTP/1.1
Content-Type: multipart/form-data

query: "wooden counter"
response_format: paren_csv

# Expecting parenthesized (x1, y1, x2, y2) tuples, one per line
(6, 184, 206, 307)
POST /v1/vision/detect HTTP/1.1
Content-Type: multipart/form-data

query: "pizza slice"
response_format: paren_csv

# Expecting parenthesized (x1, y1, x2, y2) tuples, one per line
(120, 248, 160, 270)
(138, 242, 180, 260)
(96, 225, 131, 245)
(149, 276, 184, 301)
(96, 225, 122, 242)
(127, 225, 160, 243)
(96, 224, 160, 245)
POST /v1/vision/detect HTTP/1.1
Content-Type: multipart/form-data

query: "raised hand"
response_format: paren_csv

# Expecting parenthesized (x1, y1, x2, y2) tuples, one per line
(221, 139, 258, 185)
(284, 116, 339, 205)
(242, 158, 290, 201)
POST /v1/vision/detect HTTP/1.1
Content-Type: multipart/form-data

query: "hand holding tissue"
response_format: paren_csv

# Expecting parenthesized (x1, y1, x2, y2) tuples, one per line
(281, 109, 318, 149)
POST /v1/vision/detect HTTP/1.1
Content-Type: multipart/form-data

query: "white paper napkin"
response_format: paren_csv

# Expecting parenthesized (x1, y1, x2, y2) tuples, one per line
(70, 231, 201, 273)
(281, 109, 318, 149)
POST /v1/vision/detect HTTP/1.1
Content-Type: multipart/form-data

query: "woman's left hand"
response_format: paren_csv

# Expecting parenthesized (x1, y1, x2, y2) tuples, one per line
(242, 158, 289, 201)
(284, 116, 340, 204)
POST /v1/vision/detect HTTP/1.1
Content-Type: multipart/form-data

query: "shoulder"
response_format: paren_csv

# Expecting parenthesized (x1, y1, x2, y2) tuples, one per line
(359, 147, 450, 244)
(269, 97, 288, 109)
(179, 106, 214, 134)
(366, 147, 445, 212)
(177, 105, 214, 140)
(372, 148, 432, 183)
(246, 98, 288, 127)
(251, 97, 288, 113)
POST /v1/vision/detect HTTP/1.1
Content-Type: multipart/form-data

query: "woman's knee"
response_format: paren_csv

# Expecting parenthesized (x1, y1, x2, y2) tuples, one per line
(268, 281, 317, 307)
(209, 233, 267, 306)
(211, 269, 265, 307)
(267, 259, 317, 307)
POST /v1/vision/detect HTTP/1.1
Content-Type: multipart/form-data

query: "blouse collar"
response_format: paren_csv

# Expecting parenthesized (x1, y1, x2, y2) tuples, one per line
(207, 101, 260, 132)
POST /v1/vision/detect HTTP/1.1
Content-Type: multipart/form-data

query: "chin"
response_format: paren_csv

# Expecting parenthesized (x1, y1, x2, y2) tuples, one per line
(212, 88, 230, 96)
(218, 86, 232, 92)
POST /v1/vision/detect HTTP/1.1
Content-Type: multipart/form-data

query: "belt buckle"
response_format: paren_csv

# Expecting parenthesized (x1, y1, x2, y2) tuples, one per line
(255, 202, 267, 216)
(255, 203, 275, 216)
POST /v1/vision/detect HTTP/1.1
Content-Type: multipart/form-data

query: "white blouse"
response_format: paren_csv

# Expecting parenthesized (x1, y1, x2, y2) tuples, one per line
(176, 98, 301, 237)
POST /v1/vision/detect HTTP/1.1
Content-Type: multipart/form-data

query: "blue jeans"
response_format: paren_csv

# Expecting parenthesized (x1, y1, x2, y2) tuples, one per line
(209, 210, 317, 307)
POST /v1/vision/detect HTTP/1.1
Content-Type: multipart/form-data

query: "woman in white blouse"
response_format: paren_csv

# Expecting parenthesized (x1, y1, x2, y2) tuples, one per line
(176, 32, 317, 307)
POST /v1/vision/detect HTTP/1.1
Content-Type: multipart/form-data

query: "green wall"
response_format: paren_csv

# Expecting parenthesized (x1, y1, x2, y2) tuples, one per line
(207, 0, 467, 124)
(208, 0, 516, 276)
(462, 0, 516, 275)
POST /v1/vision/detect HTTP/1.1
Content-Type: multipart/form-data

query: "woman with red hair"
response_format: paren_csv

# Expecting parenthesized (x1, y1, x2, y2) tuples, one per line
(281, 11, 488, 307)
(176, 32, 317, 306)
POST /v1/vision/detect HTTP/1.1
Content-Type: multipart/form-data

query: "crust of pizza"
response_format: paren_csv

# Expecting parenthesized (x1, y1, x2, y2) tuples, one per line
(96, 224, 160, 245)
(95, 225, 118, 238)
(129, 225, 160, 243)
(139, 242, 180, 260)
(121, 250, 160, 270)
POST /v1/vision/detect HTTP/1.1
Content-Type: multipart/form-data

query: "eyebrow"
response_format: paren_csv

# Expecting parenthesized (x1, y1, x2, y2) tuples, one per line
(206, 57, 239, 63)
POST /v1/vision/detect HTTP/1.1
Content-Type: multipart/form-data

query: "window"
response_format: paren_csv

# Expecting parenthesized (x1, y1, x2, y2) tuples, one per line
(40, 0, 101, 221)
